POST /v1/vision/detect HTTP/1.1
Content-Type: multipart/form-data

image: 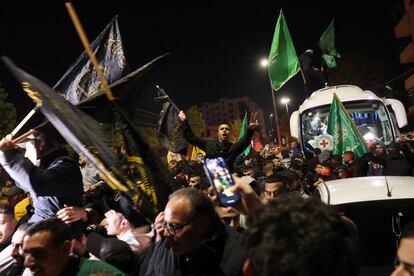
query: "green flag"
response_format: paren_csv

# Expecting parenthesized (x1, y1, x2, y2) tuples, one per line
(238, 111, 251, 156)
(327, 94, 368, 158)
(268, 10, 300, 91)
(319, 20, 341, 69)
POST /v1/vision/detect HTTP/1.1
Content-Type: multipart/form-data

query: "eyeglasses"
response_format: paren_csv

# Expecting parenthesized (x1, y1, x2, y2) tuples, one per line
(163, 221, 192, 235)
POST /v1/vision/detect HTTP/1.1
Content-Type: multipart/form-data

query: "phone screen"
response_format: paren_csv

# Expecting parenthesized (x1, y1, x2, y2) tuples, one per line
(203, 157, 240, 206)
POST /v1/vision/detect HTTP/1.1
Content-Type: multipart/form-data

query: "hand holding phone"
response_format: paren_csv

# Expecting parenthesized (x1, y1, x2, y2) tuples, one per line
(203, 157, 241, 207)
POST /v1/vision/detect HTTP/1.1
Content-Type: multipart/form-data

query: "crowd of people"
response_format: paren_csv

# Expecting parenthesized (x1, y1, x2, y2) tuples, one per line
(0, 112, 413, 275)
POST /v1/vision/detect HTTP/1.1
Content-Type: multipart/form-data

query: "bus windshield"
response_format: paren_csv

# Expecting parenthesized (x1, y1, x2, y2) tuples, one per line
(301, 100, 394, 148)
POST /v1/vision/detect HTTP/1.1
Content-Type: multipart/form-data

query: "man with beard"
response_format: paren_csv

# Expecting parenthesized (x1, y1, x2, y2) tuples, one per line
(22, 218, 125, 275)
(178, 111, 259, 171)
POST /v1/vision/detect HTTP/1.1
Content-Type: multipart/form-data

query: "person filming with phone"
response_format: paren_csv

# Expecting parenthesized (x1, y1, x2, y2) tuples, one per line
(178, 110, 260, 171)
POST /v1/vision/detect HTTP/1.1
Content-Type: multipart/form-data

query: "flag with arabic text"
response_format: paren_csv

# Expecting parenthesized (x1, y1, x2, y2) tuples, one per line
(327, 93, 367, 158)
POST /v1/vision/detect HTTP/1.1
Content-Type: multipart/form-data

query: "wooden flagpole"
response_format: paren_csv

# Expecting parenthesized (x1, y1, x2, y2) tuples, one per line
(65, 3, 114, 101)
(11, 129, 37, 144)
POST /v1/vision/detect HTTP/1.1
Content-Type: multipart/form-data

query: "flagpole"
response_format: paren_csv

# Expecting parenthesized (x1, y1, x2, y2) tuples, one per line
(11, 106, 39, 136)
(65, 3, 132, 193)
(298, 64, 310, 98)
(11, 129, 37, 144)
(299, 68, 307, 86)
(155, 85, 180, 111)
(269, 80, 282, 147)
(65, 3, 114, 101)
(333, 93, 368, 149)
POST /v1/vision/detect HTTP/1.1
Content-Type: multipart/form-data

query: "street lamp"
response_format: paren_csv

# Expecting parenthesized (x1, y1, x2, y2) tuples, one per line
(280, 97, 290, 143)
(280, 97, 290, 117)
(260, 57, 281, 146)
(269, 113, 275, 143)
(260, 59, 268, 68)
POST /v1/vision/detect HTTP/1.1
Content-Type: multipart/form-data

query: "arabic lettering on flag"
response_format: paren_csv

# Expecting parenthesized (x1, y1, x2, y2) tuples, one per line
(3, 57, 170, 222)
(327, 93, 368, 158)
(54, 15, 128, 104)
(113, 102, 171, 220)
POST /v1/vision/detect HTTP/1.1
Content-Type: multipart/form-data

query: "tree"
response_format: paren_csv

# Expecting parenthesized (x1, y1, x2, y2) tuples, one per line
(185, 105, 205, 137)
(278, 115, 290, 144)
(138, 126, 160, 150)
(0, 84, 16, 137)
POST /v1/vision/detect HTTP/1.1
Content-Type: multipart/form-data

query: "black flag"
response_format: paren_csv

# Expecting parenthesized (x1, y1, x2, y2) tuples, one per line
(157, 100, 188, 153)
(3, 57, 170, 222)
(54, 15, 127, 104)
(78, 53, 170, 123)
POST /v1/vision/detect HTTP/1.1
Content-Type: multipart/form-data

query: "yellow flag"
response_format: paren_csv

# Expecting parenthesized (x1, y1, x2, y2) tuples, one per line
(190, 146, 205, 161)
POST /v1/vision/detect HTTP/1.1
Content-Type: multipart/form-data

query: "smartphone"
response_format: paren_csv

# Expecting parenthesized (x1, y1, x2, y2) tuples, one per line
(203, 157, 241, 206)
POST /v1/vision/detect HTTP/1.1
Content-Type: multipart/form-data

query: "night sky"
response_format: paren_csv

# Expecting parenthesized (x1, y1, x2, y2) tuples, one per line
(0, 1, 402, 126)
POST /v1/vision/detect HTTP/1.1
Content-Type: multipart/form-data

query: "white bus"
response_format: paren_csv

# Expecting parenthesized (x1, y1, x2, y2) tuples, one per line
(289, 85, 407, 155)
(290, 85, 414, 273)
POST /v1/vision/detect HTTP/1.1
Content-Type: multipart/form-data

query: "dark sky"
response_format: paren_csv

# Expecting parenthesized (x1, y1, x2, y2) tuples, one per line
(0, 1, 401, 125)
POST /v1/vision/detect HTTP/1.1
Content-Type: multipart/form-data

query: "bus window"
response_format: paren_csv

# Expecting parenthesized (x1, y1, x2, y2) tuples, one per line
(301, 100, 394, 149)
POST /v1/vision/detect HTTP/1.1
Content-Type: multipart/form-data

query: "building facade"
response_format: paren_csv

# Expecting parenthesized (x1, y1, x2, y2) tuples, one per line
(395, 0, 414, 118)
(198, 96, 267, 140)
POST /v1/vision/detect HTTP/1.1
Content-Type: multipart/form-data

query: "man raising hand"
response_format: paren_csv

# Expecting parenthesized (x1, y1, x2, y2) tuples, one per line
(178, 111, 259, 171)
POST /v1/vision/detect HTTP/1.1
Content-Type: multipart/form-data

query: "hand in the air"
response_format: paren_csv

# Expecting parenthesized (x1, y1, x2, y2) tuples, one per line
(178, 111, 186, 122)
(248, 112, 260, 130)
(57, 204, 88, 224)
(0, 134, 16, 152)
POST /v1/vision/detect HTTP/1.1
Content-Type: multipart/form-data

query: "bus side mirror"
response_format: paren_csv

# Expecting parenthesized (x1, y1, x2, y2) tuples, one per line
(384, 99, 407, 128)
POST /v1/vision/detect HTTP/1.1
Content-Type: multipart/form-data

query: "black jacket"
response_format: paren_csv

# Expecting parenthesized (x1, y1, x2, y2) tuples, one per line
(144, 221, 245, 276)
(181, 121, 254, 171)
(368, 150, 412, 176)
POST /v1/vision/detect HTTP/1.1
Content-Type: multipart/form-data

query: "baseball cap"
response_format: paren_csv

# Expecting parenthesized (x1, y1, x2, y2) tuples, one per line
(86, 232, 134, 270)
